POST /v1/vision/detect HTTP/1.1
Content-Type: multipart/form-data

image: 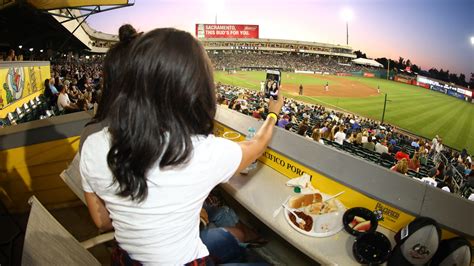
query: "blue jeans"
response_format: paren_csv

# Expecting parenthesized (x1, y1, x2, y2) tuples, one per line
(200, 228, 244, 263)
(203, 204, 239, 228)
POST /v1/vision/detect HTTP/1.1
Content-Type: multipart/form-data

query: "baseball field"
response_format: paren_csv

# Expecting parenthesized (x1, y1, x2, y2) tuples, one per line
(214, 71, 474, 154)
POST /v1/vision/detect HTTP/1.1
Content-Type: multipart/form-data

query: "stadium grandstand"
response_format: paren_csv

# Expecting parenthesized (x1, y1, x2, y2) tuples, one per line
(0, 1, 472, 265)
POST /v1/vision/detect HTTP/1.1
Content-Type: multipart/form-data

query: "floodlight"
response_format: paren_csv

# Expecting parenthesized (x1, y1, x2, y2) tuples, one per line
(341, 8, 353, 22)
(210, 0, 225, 14)
(341, 8, 354, 45)
(209, 0, 225, 23)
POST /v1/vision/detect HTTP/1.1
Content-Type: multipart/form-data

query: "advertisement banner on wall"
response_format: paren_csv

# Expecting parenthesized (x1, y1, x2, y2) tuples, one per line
(416, 82, 430, 89)
(363, 72, 375, 78)
(417, 75, 472, 98)
(394, 76, 411, 84)
(0, 65, 50, 110)
(195, 24, 259, 39)
(336, 73, 352, 76)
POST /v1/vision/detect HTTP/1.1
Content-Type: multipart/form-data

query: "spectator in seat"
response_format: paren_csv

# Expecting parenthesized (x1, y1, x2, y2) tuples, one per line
(354, 132, 363, 146)
(395, 147, 410, 161)
(408, 152, 421, 172)
(362, 136, 375, 151)
(334, 127, 347, 145)
(330, 126, 338, 141)
(429, 161, 446, 181)
(43, 78, 58, 106)
(251, 109, 261, 120)
(411, 139, 420, 150)
(321, 122, 330, 139)
(277, 114, 290, 128)
(57, 85, 78, 113)
(375, 139, 389, 154)
(67, 82, 81, 102)
(5, 49, 16, 61)
(389, 136, 397, 146)
(419, 148, 428, 166)
(76, 97, 89, 112)
(361, 130, 368, 143)
(347, 132, 357, 144)
(391, 158, 408, 175)
(311, 128, 324, 145)
(297, 123, 309, 136)
(464, 162, 472, 177)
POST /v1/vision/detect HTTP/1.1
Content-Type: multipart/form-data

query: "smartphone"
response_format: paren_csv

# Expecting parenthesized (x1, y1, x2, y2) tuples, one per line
(264, 69, 281, 100)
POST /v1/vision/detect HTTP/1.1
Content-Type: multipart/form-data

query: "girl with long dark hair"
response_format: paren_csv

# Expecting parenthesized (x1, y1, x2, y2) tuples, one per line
(80, 28, 283, 264)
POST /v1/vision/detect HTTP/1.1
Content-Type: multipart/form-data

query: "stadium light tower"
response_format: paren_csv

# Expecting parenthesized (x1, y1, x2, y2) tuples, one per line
(209, 0, 225, 24)
(471, 36, 474, 45)
(341, 8, 353, 45)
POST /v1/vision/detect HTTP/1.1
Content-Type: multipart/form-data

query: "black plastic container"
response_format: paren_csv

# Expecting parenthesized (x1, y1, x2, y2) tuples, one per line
(353, 231, 392, 265)
(342, 207, 378, 236)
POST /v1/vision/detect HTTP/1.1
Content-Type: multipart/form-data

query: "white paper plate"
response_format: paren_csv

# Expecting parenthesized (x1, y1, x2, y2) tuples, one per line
(283, 193, 345, 237)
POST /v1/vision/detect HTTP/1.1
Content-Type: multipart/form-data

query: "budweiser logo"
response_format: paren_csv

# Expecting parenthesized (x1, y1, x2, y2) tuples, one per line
(244, 26, 258, 30)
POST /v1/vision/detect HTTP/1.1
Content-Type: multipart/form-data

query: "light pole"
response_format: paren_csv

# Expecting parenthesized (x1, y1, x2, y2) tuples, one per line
(341, 8, 353, 46)
(346, 21, 349, 46)
(381, 93, 392, 124)
(210, 0, 224, 24)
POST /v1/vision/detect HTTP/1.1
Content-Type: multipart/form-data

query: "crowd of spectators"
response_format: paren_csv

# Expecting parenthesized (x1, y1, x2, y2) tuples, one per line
(216, 84, 473, 198)
(44, 59, 103, 114)
(209, 52, 376, 73)
(89, 40, 115, 48)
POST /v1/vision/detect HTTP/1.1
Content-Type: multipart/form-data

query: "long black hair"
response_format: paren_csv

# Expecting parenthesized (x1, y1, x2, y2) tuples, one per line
(106, 28, 216, 202)
(93, 24, 139, 123)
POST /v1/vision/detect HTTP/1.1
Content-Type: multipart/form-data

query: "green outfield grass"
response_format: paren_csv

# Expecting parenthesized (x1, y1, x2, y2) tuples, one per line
(215, 71, 474, 154)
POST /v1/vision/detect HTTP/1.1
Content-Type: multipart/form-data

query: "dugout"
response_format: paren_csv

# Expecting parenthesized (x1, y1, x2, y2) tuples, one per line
(0, 107, 472, 264)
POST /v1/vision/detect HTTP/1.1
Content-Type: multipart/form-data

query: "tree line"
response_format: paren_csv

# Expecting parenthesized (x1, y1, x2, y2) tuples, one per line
(353, 50, 473, 88)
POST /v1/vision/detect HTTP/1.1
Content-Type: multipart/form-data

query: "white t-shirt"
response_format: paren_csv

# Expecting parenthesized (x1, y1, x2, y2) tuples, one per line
(334, 131, 346, 145)
(375, 143, 389, 154)
(80, 129, 242, 265)
(57, 93, 70, 111)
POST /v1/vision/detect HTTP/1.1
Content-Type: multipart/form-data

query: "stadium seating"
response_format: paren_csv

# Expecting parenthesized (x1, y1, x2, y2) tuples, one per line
(3, 94, 62, 126)
(217, 84, 473, 198)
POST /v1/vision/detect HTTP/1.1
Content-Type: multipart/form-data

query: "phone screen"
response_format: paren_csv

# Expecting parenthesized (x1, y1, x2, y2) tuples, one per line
(264, 70, 281, 100)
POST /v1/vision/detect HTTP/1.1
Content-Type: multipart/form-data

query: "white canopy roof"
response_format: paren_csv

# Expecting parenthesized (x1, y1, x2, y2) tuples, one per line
(351, 58, 383, 68)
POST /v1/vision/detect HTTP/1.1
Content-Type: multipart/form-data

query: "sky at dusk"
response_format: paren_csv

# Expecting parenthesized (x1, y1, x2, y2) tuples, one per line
(86, 0, 474, 77)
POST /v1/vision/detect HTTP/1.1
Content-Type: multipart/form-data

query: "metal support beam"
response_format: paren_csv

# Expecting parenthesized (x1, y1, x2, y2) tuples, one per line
(42, 3, 134, 24)
(58, 6, 97, 51)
